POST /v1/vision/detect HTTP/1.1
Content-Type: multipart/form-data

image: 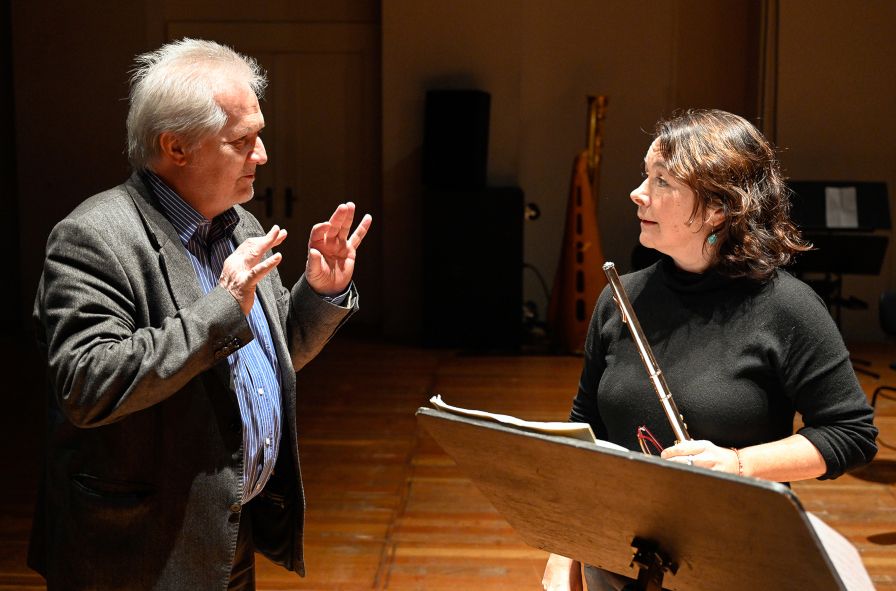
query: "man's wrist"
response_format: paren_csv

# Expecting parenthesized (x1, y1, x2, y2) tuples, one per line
(319, 285, 351, 306)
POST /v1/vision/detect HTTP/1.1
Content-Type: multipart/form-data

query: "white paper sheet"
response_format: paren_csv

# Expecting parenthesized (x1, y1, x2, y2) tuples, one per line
(806, 511, 876, 590)
(825, 186, 859, 228)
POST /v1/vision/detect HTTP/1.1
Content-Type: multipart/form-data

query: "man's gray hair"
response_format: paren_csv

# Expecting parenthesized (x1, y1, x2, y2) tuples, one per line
(126, 38, 267, 171)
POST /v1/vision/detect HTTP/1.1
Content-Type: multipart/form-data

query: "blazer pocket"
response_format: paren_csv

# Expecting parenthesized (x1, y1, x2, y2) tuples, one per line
(70, 473, 156, 527)
(72, 473, 155, 499)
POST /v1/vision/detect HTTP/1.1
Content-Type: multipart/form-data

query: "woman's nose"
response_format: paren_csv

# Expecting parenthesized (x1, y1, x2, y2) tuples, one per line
(630, 178, 649, 207)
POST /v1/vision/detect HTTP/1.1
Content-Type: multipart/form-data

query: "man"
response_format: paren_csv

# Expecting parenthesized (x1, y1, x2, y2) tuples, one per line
(28, 38, 372, 590)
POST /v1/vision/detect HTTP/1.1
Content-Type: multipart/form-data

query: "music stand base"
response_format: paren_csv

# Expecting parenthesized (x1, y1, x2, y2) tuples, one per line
(630, 537, 678, 591)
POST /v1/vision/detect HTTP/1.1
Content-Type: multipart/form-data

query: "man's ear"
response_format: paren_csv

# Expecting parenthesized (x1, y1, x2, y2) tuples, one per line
(158, 132, 189, 167)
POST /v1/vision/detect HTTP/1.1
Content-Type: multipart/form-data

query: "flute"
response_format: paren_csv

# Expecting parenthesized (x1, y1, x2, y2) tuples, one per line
(602, 262, 691, 444)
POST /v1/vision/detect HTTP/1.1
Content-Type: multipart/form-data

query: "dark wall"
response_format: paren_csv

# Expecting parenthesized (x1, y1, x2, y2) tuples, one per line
(12, 2, 894, 343)
(1, 0, 21, 338)
(12, 1, 147, 334)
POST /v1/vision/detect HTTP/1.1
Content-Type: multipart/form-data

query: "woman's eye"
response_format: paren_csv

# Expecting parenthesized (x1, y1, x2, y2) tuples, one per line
(656, 177, 668, 187)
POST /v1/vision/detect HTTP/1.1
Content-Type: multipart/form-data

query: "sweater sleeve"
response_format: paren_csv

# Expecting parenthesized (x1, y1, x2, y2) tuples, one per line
(776, 280, 878, 479)
(569, 287, 612, 440)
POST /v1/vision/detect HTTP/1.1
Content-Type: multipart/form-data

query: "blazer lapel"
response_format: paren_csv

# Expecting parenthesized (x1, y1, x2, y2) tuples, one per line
(125, 174, 232, 389)
(126, 177, 295, 401)
(125, 174, 204, 310)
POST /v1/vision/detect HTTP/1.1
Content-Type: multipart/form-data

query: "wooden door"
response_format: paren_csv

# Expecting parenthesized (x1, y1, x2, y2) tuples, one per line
(167, 22, 382, 326)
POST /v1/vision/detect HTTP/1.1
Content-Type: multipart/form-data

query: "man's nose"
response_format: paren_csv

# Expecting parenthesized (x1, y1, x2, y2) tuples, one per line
(630, 178, 649, 207)
(252, 136, 268, 165)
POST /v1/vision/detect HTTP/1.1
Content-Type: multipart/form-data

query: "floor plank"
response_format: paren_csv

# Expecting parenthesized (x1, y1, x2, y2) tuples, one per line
(3, 337, 896, 589)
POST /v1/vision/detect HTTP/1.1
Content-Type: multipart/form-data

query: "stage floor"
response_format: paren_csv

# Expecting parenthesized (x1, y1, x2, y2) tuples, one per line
(3, 338, 895, 590)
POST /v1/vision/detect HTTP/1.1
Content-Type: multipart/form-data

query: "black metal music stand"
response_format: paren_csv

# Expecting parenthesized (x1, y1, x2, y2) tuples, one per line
(788, 181, 890, 327)
(417, 408, 874, 591)
(788, 181, 891, 377)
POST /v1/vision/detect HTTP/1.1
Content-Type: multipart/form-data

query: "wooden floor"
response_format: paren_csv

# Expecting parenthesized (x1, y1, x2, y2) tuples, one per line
(3, 337, 896, 590)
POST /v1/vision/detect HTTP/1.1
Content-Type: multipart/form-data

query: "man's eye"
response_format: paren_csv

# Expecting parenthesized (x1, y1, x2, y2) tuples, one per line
(656, 177, 668, 187)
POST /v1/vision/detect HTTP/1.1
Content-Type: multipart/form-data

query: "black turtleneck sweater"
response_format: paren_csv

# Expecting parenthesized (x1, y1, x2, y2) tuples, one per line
(570, 257, 878, 479)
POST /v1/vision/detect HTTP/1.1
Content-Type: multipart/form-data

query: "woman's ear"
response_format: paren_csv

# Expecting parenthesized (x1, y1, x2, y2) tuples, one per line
(706, 204, 726, 227)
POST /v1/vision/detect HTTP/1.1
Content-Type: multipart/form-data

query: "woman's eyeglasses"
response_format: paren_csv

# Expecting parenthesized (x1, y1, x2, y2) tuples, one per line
(637, 425, 664, 456)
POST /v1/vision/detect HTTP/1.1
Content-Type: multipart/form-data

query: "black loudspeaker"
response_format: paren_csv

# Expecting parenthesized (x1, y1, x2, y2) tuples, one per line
(423, 90, 490, 189)
(423, 186, 523, 350)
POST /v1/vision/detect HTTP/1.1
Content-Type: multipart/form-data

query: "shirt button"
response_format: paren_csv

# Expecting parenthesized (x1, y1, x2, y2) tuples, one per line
(229, 503, 241, 513)
(257, 388, 264, 396)
(265, 437, 271, 447)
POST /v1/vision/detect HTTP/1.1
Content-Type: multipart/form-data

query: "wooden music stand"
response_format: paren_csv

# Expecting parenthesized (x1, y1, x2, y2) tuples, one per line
(416, 408, 874, 591)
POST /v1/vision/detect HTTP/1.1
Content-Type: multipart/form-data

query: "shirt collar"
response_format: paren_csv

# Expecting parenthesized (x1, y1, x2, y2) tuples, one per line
(141, 170, 239, 247)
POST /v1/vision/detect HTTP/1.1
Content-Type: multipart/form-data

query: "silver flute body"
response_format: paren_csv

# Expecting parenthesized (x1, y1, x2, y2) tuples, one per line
(602, 262, 691, 443)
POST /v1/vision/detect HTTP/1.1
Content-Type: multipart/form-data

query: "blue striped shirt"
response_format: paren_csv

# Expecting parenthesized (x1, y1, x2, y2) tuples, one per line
(143, 171, 281, 503)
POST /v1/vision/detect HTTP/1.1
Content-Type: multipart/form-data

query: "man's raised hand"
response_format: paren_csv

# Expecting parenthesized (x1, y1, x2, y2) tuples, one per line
(220, 225, 288, 316)
(305, 202, 372, 297)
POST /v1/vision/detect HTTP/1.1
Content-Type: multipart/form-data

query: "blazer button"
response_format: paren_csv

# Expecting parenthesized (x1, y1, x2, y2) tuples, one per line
(229, 503, 241, 513)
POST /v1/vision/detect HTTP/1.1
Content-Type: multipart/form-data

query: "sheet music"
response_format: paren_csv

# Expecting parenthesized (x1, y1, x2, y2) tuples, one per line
(806, 512, 875, 590)
(825, 186, 859, 228)
(429, 395, 626, 450)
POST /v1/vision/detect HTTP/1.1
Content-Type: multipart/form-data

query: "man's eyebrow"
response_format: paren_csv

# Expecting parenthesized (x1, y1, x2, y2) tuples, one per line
(231, 123, 264, 138)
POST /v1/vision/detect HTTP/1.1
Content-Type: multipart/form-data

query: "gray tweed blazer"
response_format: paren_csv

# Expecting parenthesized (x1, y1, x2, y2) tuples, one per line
(29, 173, 356, 590)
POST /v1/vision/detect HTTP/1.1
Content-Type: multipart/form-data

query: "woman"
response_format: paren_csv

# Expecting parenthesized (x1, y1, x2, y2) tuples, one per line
(542, 109, 878, 591)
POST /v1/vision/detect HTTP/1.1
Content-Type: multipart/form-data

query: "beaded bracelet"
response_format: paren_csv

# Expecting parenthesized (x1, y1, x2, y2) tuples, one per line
(730, 447, 744, 476)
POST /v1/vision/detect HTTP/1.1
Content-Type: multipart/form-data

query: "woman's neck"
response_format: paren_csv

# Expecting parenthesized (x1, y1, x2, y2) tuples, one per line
(669, 250, 714, 274)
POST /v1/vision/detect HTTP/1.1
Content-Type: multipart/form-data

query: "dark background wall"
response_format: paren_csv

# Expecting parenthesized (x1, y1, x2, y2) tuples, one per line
(10, 0, 147, 342)
(382, 0, 895, 343)
(775, 0, 896, 341)
(6, 0, 896, 344)
(2, 0, 20, 336)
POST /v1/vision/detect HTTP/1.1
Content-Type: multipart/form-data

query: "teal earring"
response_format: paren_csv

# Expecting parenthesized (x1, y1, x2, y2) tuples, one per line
(707, 232, 718, 246)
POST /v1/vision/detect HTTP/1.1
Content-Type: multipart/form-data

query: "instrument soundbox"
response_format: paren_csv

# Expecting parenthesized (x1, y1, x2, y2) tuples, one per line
(547, 96, 609, 353)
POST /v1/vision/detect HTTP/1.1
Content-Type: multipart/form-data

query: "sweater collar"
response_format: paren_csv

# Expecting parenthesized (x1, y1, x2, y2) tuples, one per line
(658, 255, 730, 293)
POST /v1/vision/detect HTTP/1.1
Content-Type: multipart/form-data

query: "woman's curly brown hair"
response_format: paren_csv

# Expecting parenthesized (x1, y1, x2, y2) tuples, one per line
(655, 109, 810, 282)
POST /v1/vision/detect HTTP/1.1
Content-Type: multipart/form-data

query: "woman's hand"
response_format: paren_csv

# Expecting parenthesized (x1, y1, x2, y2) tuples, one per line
(542, 553, 582, 591)
(660, 434, 827, 482)
(661, 439, 739, 473)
